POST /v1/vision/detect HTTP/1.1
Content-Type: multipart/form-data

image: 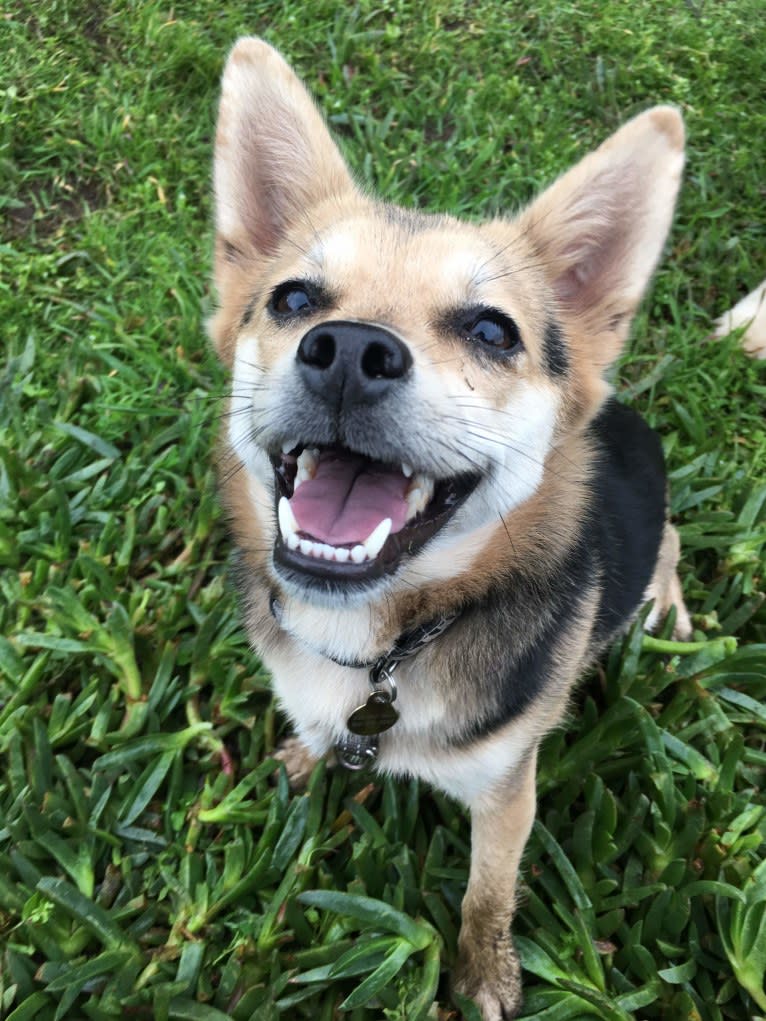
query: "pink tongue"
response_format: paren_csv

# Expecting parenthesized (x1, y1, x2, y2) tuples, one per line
(290, 452, 409, 545)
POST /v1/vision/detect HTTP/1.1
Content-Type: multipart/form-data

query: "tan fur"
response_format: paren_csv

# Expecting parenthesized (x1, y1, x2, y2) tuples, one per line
(455, 753, 537, 1021)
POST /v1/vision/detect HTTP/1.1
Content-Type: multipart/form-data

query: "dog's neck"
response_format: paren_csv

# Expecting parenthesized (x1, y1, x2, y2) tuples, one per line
(270, 591, 460, 669)
(269, 592, 409, 665)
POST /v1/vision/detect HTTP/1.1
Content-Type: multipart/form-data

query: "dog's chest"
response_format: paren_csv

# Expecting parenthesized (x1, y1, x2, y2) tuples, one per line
(264, 641, 530, 806)
(264, 641, 446, 749)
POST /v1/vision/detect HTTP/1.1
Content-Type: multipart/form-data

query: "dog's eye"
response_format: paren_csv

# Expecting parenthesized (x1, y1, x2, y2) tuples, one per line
(466, 312, 522, 352)
(271, 282, 316, 316)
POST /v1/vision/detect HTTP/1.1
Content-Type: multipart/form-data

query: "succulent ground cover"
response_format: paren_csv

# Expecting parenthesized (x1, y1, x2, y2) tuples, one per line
(1, 1, 765, 1018)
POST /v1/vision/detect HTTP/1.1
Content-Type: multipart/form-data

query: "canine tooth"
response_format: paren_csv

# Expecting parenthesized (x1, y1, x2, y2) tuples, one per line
(299, 538, 313, 556)
(335, 546, 350, 563)
(407, 472, 431, 494)
(282, 439, 299, 454)
(294, 449, 318, 493)
(287, 532, 301, 551)
(296, 448, 319, 477)
(406, 487, 424, 518)
(350, 544, 367, 564)
(402, 462, 414, 478)
(363, 518, 392, 559)
(405, 474, 435, 520)
(278, 497, 299, 540)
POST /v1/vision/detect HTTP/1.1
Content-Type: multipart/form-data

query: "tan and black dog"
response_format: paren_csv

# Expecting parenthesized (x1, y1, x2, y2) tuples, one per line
(209, 38, 691, 1019)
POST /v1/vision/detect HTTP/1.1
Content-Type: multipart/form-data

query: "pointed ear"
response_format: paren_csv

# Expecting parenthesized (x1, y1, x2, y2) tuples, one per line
(214, 37, 356, 263)
(519, 106, 684, 370)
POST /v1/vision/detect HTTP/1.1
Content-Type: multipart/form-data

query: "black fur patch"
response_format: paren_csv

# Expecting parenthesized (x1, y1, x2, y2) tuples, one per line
(448, 537, 595, 746)
(587, 398, 666, 638)
(446, 398, 665, 744)
(541, 319, 569, 377)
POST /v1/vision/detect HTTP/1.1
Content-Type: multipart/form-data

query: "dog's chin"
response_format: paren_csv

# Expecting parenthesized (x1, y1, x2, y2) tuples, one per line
(270, 554, 391, 609)
(268, 442, 481, 602)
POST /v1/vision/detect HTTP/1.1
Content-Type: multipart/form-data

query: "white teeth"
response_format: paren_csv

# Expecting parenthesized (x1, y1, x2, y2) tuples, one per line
(406, 487, 423, 518)
(363, 518, 392, 559)
(278, 497, 299, 540)
(288, 538, 380, 564)
(297, 448, 319, 475)
(282, 439, 299, 454)
(285, 523, 392, 565)
(402, 462, 414, 478)
(279, 478, 398, 563)
(294, 448, 319, 491)
(405, 473, 434, 521)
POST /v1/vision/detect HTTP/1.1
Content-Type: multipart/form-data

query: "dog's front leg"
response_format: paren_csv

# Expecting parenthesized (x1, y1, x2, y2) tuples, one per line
(454, 749, 537, 1021)
(272, 736, 335, 790)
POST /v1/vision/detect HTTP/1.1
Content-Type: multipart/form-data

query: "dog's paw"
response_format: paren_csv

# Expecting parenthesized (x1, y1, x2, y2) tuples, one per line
(272, 736, 323, 790)
(454, 937, 522, 1021)
(455, 984, 522, 1021)
(670, 590, 693, 642)
(659, 570, 693, 641)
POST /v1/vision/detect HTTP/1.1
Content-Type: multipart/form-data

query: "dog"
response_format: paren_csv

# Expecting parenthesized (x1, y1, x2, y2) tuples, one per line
(208, 38, 692, 1020)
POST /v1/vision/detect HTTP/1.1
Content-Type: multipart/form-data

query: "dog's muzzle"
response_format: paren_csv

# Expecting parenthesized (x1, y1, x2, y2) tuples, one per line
(268, 320, 482, 592)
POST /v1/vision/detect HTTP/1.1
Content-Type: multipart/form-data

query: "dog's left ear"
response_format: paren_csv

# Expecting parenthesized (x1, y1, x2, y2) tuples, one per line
(209, 38, 357, 361)
(213, 37, 356, 265)
(517, 106, 685, 372)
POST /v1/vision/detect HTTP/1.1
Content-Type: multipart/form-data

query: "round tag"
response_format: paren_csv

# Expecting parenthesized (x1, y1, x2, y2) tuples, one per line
(347, 691, 400, 736)
(336, 733, 378, 770)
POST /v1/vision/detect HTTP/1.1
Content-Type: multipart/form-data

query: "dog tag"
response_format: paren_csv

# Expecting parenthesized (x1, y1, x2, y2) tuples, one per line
(347, 690, 399, 736)
(336, 733, 378, 770)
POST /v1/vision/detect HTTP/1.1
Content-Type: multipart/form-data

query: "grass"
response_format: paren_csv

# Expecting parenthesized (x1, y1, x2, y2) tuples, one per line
(1, 0, 765, 1018)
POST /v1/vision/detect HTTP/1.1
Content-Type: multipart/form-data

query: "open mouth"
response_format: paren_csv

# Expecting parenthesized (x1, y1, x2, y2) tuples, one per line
(270, 443, 481, 584)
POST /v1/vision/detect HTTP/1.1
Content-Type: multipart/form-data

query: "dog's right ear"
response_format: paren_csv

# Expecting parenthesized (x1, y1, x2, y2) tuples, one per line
(213, 38, 355, 267)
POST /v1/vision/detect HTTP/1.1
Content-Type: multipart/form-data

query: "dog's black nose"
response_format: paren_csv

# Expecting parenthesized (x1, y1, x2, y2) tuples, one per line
(296, 321, 413, 407)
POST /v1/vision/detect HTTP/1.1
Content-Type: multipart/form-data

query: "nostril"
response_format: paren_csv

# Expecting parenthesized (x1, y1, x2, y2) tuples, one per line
(361, 340, 410, 380)
(299, 331, 335, 370)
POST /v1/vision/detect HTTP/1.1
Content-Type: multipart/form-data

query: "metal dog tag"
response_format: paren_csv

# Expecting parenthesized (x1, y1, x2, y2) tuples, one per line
(346, 690, 399, 736)
(336, 733, 378, 770)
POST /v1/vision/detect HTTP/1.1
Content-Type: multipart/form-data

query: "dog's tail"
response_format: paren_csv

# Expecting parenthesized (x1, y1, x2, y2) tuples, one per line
(713, 278, 766, 359)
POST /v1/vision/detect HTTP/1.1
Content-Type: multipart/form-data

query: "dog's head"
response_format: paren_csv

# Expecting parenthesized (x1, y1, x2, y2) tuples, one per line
(210, 38, 684, 619)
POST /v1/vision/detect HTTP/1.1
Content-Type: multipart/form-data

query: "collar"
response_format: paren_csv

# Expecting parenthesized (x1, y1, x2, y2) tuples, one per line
(335, 610, 461, 770)
(331, 611, 460, 672)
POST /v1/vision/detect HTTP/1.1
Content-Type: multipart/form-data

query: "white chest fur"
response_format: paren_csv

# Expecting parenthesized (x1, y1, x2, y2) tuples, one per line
(263, 640, 531, 808)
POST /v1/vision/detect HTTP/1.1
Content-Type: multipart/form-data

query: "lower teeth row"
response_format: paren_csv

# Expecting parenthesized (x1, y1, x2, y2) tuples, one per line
(279, 498, 393, 563)
(286, 533, 368, 564)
